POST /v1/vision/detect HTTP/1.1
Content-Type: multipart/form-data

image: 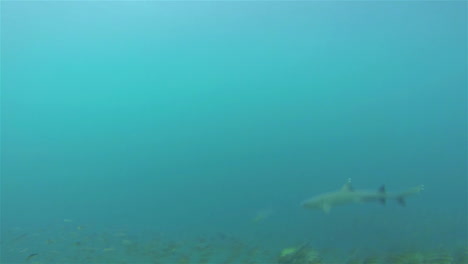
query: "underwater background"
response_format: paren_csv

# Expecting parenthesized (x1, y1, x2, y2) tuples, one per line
(1, 1, 467, 263)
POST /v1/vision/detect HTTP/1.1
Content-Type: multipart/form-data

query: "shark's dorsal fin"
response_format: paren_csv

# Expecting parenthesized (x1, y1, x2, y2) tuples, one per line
(341, 178, 354, 192)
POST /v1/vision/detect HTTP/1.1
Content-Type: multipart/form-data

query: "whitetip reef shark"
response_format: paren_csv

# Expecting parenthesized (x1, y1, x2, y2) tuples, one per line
(301, 179, 424, 213)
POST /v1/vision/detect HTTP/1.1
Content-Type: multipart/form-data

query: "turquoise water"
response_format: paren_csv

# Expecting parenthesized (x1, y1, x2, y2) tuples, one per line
(2, 2, 466, 263)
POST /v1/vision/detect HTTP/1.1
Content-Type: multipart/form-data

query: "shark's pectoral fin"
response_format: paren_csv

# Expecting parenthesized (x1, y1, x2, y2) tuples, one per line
(379, 198, 386, 205)
(396, 196, 406, 206)
(377, 185, 386, 205)
(321, 203, 331, 213)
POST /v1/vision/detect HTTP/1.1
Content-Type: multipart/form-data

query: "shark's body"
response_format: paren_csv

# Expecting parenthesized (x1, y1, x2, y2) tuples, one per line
(301, 179, 424, 213)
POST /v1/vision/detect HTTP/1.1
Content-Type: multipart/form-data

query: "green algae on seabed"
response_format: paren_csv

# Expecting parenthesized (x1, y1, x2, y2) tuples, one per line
(277, 242, 322, 264)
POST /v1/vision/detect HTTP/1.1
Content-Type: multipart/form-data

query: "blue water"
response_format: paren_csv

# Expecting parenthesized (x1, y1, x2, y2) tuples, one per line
(2, 1, 466, 263)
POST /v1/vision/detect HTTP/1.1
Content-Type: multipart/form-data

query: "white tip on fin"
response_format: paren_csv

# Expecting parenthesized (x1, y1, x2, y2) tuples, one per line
(341, 178, 353, 192)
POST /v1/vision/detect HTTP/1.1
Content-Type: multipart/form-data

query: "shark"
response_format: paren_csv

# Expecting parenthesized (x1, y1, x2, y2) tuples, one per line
(301, 179, 424, 213)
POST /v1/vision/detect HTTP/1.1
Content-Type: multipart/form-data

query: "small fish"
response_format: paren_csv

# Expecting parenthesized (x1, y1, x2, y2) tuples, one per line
(10, 233, 28, 244)
(252, 208, 273, 224)
(121, 239, 133, 246)
(26, 253, 39, 261)
(114, 232, 127, 237)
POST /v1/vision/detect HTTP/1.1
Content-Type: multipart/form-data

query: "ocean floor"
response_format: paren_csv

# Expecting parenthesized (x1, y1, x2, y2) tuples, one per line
(1, 223, 467, 264)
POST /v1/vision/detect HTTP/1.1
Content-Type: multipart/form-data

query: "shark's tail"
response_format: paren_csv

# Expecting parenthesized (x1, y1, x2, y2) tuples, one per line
(394, 185, 424, 206)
